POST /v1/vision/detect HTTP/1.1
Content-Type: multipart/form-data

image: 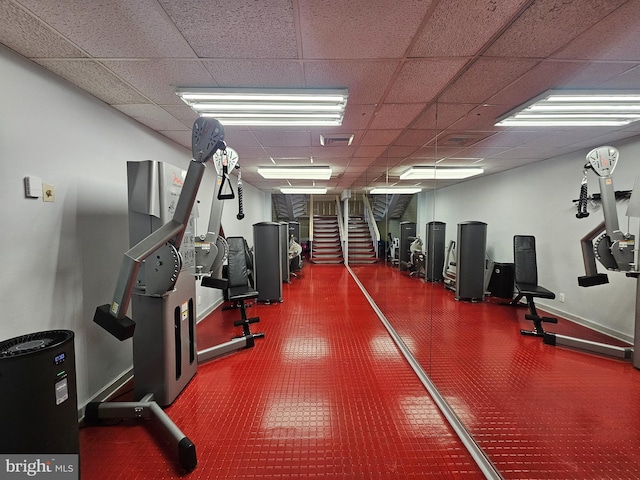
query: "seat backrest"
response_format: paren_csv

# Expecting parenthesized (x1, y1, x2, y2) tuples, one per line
(514, 235, 538, 285)
(226, 236, 251, 289)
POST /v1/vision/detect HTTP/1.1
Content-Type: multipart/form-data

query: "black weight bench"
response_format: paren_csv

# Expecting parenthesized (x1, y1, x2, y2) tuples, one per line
(199, 236, 263, 362)
(510, 235, 558, 336)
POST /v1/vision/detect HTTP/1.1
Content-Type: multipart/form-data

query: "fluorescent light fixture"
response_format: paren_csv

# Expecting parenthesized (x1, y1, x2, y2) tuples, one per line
(175, 87, 348, 126)
(370, 187, 422, 195)
(280, 187, 327, 194)
(496, 90, 640, 127)
(400, 166, 484, 180)
(258, 166, 332, 180)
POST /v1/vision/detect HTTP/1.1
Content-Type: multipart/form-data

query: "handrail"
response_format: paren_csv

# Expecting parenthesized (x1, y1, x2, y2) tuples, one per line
(362, 194, 380, 251)
(335, 195, 346, 260)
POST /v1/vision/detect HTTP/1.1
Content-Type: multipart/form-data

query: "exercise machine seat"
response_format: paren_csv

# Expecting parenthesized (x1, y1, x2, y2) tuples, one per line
(513, 235, 557, 336)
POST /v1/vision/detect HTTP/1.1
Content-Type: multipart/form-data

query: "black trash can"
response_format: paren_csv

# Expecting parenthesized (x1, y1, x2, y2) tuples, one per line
(488, 262, 515, 299)
(0, 330, 79, 454)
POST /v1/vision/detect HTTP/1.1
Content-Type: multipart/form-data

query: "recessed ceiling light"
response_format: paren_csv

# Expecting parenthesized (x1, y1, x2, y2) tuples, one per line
(280, 187, 327, 194)
(370, 187, 422, 194)
(399, 166, 484, 180)
(258, 166, 332, 180)
(175, 87, 348, 126)
(496, 90, 640, 127)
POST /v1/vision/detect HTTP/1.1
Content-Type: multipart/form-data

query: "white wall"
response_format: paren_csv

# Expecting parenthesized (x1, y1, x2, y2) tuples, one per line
(0, 46, 269, 408)
(418, 137, 640, 342)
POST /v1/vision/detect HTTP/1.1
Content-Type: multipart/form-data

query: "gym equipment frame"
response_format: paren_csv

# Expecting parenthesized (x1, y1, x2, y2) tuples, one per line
(87, 118, 226, 472)
(537, 146, 637, 364)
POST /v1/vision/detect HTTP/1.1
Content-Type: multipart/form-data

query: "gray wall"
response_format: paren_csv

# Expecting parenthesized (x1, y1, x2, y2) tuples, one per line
(0, 46, 269, 408)
(418, 137, 640, 342)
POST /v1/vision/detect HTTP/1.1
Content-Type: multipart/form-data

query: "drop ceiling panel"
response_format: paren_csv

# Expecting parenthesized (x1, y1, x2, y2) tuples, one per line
(113, 105, 188, 131)
(484, 0, 627, 58)
(298, 0, 433, 59)
(18, 0, 196, 57)
(486, 60, 634, 107)
(263, 147, 313, 160)
(411, 103, 475, 130)
(162, 105, 199, 124)
(410, 0, 530, 57)
(202, 59, 305, 88)
(251, 130, 311, 148)
(103, 59, 216, 105)
(369, 103, 427, 130)
(310, 146, 354, 159)
(354, 145, 387, 158)
(0, 1, 87, 58)
(386, 59, 468, 103)
(35, 59, 149, 104)
(361, 130, 403, 146)
(395, 129, 437, 147)
(439, 58, 539, 104)
(303, 61, 399, 105)
(552, 1, 640, 62)
(159, 0, 298, 59)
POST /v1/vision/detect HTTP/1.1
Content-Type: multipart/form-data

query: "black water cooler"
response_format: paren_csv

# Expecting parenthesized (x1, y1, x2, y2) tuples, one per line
(0, 330, 79, 454)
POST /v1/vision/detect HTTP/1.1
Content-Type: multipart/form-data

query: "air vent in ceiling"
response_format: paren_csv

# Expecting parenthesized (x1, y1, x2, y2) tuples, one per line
(440, 132, 487, 147)
(320, 134, 354, 146)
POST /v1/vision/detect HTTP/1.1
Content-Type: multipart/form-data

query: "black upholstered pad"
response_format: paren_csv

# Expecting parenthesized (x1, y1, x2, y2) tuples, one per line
(229, 285, 259, 301)
(515, 282, 555, 299)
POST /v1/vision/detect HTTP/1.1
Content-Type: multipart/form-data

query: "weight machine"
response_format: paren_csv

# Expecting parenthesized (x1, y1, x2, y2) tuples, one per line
(541, 146, 638, 365)
(86, 118, 230, 472)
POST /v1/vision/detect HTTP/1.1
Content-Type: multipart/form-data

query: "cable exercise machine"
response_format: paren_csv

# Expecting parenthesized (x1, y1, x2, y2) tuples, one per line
(540, 145, 639, 365)
(195, 146, 264, 362)
(86, 118, 229, 472)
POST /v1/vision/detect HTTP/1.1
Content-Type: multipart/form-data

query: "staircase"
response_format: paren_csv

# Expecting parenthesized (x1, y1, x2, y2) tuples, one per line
(310, 216, 343, 264)
(348, 217, 378, 264)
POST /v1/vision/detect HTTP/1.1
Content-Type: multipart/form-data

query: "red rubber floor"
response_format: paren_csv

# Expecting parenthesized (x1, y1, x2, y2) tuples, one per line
(80, 264, 484, 479)
(351, 263, 640, 479)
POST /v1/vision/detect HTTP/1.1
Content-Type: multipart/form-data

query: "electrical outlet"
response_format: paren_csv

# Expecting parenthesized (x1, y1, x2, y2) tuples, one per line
(559, 293, 565, 303)
(43, 183, 55, 202)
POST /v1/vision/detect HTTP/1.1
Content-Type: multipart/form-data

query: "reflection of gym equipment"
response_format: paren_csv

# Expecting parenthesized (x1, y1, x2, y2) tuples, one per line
(88, 118, 226, 472)
(399, 221, 417, 268)
(289, 235, 303, 277)
(0, 330, 79, 455)
(510, 235, 559, 337)
(426, 221, 446, 282)
(532, 146, 636, 362)
(443, 240, 457, 291)
(455, 221, 488, 302)
(400, 236, 425, 277)
(388, 233, 400, 265)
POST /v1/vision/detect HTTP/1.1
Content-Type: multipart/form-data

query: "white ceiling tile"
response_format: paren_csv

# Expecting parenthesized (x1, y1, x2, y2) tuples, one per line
(310, 146, 355, 159)
(17, 0, 195, 57)
(439, 58, 538, 104)
(304, 61, 398, 105)
(159, 0, 297, 58)
(264, 147, 313, 159)
(341, 105, 377, 130)
(113, 105, 188, 131)
(411, 103, 475, 130)
(485, 0, 627, 58)
(202, 59, 304, 87)
(0, 1, 87, 58)
(369, 103, 427, 130)
(252, 130, 311, 148)
(103, 60, 215, 105)
(298, 0, 433, 59)
(597, 65, 640, 89)
(361, 130, 403, 146)
(162, 105, 199, 124)
(386, 59, 468, 103)
(35, 59, 149, 104)
(411, 0, 529, 57)
(354, 145, 387, 158)
(553, 1, 640, 61)
(394, 129, 436, 147)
